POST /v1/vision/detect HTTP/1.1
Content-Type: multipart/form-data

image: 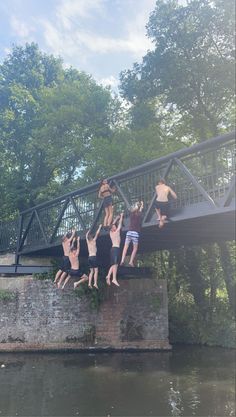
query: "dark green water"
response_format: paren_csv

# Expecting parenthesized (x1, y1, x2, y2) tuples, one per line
(0, 346, 235, 417)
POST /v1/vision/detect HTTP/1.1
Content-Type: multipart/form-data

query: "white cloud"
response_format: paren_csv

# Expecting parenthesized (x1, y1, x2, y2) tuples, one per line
(56, 0, 105, 29)
(10, 15, 35, 39)
(99, 75, 119, 88)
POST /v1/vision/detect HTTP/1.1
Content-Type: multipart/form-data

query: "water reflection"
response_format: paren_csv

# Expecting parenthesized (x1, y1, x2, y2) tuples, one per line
(0, 347, 235, 416)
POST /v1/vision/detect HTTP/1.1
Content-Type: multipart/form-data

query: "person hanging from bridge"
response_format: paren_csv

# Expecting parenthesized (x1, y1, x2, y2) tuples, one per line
(154, 179, 177, 228)
(60, 235, 88, 290)
(86, 224, 102, 289)
(106, 212, 124, 287)
(54, 228, 76, 288)
(98, 179, 116, 228)
(120, 201, 144, 267)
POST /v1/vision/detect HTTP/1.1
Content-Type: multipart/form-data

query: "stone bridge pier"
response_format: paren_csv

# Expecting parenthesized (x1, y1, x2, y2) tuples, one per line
(0, 275, 170, 351)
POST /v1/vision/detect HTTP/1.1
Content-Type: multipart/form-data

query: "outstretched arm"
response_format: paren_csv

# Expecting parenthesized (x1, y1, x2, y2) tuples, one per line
(169, 187, 177, 200)
(76, 236, 80, 256)
(94, 224, 102, 240)
(117, 212, 124, 231)
(86, 230, 90, 240)
(112, 215, 120, 225)
(68, 228, 76, 243)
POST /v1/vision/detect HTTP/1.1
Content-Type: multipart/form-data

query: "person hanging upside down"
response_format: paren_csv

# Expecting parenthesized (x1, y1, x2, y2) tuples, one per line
(61, 236, 88, 290)
(154, 179, 177, 228)
(120, 201, 143, 267)
(86, 224, 102, 289)
(106, 212, 124, 287)
(54, 229, 76, 288)
(98, 179, 116, 227)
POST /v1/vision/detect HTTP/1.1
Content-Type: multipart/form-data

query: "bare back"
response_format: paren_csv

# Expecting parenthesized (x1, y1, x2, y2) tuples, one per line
(87, 239, 97, 256)
(69, 250, 79, 270)
(156, 184, 171, 202)
(110, 229, 121, 248)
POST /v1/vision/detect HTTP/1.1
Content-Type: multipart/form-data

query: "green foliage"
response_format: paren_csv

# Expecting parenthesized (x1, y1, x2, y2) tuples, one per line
(0, 43, 118, 219)
(0, 289, 16, 301)
(120, 0, 235, 139)
(169, 295, 236, 348)
(74, 277, 106, 311)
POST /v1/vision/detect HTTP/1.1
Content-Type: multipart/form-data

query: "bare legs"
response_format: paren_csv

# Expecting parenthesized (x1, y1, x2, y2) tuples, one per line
(54, 269, 63, 285)
(155, 208, 167, 228)
(74, 274, 88, 289)
(121, 242, 138, 267)
(106, 264, 119, 287)
(56, 271, 68, 288)
(88, 268, 99, 289)
(61, 274, 71, 289)
(129, 243, 138, 266)
(103, 205, 113, 226)
(120, 243, 129, 265)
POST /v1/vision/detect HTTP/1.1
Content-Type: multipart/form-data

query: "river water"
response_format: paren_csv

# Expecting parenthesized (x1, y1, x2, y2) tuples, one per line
(0, 346, 235, 417)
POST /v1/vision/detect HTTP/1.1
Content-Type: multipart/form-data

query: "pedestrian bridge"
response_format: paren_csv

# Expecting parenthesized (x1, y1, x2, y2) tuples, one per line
(0, 131, 235, 267)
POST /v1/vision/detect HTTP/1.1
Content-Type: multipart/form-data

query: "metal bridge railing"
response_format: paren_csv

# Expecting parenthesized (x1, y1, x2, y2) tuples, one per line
(0, 219, 18, 253)
(0, 131, 235, 255)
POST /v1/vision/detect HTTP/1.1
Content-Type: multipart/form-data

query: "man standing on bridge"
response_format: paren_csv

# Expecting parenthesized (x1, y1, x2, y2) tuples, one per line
(155, 179, 177, 228)
(106, 212, 124, 287)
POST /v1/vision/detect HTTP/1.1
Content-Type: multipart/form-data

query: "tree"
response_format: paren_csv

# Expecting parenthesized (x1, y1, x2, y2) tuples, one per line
(120, 0, 235, 139)
(0, 44, 116, 217)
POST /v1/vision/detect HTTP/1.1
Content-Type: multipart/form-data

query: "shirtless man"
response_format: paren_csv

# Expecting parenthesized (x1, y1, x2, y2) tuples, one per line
(155, 179, 177, 228)
(86, 224, 102, 289)
(106, 213, 124, 287)
(54, 229, 76, 288)
(61, 236, 88, 289)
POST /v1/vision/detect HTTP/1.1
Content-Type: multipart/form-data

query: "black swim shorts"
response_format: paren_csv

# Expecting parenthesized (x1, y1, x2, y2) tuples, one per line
(154, 201, 169, 217)
(103, 195, 112, 208)
(110, 246, 120, 265)
(61, 256, 71, 272)
(69, 269, 84, 278)
(88, 256, 98, 269)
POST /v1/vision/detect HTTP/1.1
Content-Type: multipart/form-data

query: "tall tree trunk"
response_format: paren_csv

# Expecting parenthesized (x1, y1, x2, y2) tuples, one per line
(206, 245, 217, 316)
(218, 242, 236, 314)
(185, 248, 206, 307)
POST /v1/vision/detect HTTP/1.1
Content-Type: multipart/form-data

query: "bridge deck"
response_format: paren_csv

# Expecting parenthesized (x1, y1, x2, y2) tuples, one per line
(0, 131, 235, 262)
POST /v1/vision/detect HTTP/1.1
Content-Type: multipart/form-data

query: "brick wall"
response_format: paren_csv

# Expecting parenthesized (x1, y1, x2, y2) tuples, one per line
(0, 277, 170, 351)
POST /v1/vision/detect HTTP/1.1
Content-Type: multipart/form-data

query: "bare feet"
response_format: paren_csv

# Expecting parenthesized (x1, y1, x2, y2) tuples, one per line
(88, 284, 92, 289)
(106, 276, 111, 286)
(112, 279, 120, 287)
(128, 263, 135, 267)
(93, 284, 99, 289)
(159, 219, 164, 228)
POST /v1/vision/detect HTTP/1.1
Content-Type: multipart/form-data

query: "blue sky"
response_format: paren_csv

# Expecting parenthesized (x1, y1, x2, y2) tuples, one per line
(0, 0, 156, 90)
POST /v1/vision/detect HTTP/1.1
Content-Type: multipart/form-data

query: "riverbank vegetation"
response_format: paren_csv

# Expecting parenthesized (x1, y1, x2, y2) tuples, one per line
(0, 0, 235, 347)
